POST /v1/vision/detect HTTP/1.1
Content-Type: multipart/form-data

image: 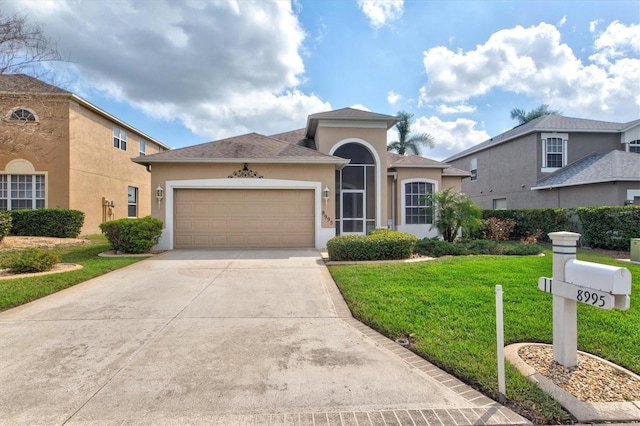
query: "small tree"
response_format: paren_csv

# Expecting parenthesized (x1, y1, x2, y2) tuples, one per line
(426, 189, 482, 242)
(387, 110, 435, 155)
(509, 104, 562, 125)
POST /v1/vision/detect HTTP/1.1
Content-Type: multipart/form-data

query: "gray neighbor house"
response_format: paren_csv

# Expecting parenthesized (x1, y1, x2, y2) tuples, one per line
(445, 114, 640, 210)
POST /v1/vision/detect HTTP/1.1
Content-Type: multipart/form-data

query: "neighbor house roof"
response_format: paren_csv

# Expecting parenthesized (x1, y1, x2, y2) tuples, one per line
(305, 107, 398, 138)
(531, 150, 640, 190)
(0, 74, 170, 150)
(133, 132, 349, 167)
(445, 114, 638, 162)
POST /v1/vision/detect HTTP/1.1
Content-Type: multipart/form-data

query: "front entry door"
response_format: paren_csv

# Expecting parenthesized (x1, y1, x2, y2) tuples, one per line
(340, 190, 365, 234)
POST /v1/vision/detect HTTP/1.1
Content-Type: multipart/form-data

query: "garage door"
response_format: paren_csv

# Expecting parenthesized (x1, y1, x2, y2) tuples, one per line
(174, 189, 314, 248)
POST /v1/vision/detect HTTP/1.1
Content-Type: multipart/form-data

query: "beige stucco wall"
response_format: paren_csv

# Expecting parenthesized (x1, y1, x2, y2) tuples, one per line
(315, 125, 390, 228)
(68, 100, 160, 234)
(149, 162, 337, 231)
(0, 95, 71, 210)
(1, 93, 166, 236)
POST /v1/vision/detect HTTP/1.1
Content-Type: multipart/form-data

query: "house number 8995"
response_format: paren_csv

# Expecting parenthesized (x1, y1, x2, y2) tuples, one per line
(576, 289, 606, 307)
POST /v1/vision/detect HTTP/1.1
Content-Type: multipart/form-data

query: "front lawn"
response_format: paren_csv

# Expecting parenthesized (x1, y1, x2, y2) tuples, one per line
(328, 249, 640, 424)
(0, 235, 146, 311)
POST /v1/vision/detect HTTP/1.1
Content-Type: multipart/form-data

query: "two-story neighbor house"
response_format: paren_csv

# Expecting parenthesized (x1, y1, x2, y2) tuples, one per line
(134, 108, 470, 250)
(0, 75, 170, 234)
(445, 114, 640, 210)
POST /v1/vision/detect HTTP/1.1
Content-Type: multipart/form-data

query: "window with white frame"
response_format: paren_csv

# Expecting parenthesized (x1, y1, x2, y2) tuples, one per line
(493, 198, 507, 210)
(541, 133, 568, 171)
(139, 140, 146, 156)
(470, 157, 478, 181)
(629, 140, 640, 153)
(0, 175, 45, 210)
(127, 186, 138, 218)
(404, 181, 433, 224)
(113, 127, 127, 151)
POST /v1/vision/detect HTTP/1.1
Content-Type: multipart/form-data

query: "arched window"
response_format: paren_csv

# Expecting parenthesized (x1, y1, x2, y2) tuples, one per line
(334, 143, 376, 234)
(10, 108, 37, 122)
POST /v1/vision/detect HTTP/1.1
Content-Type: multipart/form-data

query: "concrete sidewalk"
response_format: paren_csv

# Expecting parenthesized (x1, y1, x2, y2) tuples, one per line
(0, 249, 530, 425)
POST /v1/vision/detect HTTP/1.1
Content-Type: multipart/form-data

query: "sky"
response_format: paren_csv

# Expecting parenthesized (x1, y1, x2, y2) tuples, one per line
(4, 0, 640, 160)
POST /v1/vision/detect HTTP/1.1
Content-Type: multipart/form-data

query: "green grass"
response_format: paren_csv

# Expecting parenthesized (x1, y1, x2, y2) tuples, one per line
(0, 235, 147, 311)
(328, 249, 640, 424)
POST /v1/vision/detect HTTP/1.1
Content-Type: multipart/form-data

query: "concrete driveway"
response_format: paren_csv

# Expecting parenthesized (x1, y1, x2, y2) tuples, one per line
(0, 249, 529, 425)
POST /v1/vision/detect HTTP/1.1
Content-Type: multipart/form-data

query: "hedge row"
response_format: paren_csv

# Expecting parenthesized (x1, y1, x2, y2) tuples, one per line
(0, 211, 11, 243)
(576, 206, 640, 251)
(9, 209, 85, 238)
(414, 238, 542, 257)
(327, 229, 417, 261)
(479, 208, 571, 242)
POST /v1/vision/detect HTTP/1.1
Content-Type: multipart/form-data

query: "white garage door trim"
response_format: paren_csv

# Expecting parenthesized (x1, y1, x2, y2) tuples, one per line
(156, 178, 334, 250)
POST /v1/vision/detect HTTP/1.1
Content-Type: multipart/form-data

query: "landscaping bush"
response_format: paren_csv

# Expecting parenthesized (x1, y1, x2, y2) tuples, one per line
(9, 209, 84, 238)
(2, 248, 60, 273)
(99, 216, 163, 254)
(483, 217, 515, 241)
(327, 230, 417, 261)
(0, 211, 11, 243)
(479, 208, 571, 241)
(576, 206, 640, 251)
(414, 238, 542, 257)
(414, 237, 468, 257)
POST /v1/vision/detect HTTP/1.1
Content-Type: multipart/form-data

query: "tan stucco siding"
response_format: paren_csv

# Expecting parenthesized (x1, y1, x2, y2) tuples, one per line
(150, 162, 337, 230)
(442, 176, 464, 192)
(68, 101, 154, 234)
(0, 96, 71, 210)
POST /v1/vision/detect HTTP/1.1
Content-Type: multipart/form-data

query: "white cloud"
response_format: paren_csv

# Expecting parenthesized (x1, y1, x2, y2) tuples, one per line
(10, 0, 328, 140)
(350, 104, 371, 111)
(387, 115, 489, 161)
(419, 22, 640, 122)
(436, 104, 477, 114)
(387, 91, 401, 105)
(557, 16, 567, 28)
(590, 19, 604, 33)
(357, 0, 403, 29)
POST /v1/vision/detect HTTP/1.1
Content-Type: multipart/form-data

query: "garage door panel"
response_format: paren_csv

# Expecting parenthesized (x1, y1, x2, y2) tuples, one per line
(174, 189, 314, 248)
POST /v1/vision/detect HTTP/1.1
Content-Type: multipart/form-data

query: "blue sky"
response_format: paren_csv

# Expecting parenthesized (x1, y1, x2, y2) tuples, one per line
(7, 0, 639, 160)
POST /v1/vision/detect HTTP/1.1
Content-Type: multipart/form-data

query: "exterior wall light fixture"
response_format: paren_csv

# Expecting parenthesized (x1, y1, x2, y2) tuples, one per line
(323, 185, 330, 209)
(156, 185, 164, 207)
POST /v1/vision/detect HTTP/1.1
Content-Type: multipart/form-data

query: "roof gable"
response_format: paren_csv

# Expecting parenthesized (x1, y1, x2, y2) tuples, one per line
(0, 74, 70, 95)
(305, 107, 398, 138)
(446, 114, 637, 162)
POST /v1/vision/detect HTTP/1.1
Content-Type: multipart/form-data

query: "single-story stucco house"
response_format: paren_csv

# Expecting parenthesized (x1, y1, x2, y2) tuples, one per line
(134, 108, 470, 250)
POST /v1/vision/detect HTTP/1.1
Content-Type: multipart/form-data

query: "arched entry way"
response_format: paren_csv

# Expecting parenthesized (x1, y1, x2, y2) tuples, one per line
(333, 143, 376, 235)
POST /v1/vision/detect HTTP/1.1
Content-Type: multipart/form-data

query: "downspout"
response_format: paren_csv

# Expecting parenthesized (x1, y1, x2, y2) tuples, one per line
(389, 172, 398, 230)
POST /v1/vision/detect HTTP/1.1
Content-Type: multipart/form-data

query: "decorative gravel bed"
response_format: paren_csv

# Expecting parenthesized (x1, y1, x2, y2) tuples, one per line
(519, 345, 640, 403)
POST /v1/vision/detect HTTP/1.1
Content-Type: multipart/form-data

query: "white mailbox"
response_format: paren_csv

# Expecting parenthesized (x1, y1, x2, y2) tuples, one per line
(540, 232, 632, 368)
(565, 259, 631, 295)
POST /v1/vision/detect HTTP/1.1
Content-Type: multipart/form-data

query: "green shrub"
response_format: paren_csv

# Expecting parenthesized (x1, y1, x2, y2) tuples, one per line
(9, 209, 84, 238)
(99, 216, 163, 254)
(327, 230, 417, 261)
(0, 211, 11, 243)
(479, 208, 571, 242)
(576, 206, 640, 251)
(2, 248, 60, 273)
(463, 239, 502, 254)
(502, 243, 543, 256)
(414, 237, 468, 257)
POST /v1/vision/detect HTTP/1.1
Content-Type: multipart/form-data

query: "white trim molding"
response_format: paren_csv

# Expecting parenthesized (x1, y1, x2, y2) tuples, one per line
(329, 138, 383, 230)
(156, 178, 332, 250)
(397, 178, 439, 239)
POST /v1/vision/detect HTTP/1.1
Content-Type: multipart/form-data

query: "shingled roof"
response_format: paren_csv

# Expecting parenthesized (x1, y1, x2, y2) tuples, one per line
(532, 150, 640, 190)
(446, 114, 639, 162)
(133, 132, 348, 166)
(305, 107, 398, 138)
(0, 74, 70, 94)
(270, 128, 316, 150)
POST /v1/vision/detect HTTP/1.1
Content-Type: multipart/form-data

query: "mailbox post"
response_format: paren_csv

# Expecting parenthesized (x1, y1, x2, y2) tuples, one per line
(541, 232, 632, 368)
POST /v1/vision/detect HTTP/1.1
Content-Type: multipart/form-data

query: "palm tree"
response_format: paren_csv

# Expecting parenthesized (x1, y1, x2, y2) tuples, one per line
(510, 104, 562, 125)
(387, 110, 435, 155)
